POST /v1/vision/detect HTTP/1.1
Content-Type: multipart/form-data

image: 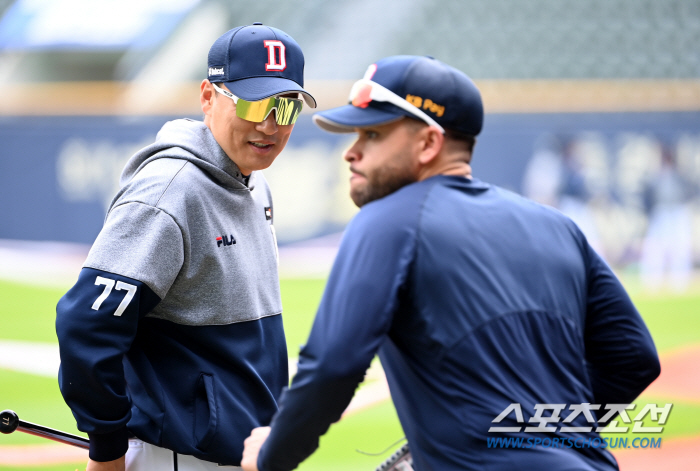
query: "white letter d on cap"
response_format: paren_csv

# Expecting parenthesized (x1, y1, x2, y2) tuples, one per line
(264, 40, 286, 71)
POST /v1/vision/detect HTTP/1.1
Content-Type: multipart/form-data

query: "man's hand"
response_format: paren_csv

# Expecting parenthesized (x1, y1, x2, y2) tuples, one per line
(86, 456, 125, 471)
(241, 426, 271, 471)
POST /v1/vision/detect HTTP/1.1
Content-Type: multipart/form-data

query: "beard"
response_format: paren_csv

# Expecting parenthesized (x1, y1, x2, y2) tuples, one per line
(350, 161, 417, 207)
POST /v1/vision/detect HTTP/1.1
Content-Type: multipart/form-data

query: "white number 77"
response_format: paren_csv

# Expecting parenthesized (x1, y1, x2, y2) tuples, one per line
(92, 276, 137, 317)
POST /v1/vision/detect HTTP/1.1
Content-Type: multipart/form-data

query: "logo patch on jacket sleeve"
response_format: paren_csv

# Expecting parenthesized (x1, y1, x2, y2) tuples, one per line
(216, 234, 236, 247)
(264, 207, 272, 221)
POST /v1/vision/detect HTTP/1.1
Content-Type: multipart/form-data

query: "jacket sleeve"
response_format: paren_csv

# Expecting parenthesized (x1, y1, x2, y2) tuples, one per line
(55, 201, 182, 462)
(583, 243, 661, 417)
(56, 268, 161, 461)
(257, 204, 418, 471)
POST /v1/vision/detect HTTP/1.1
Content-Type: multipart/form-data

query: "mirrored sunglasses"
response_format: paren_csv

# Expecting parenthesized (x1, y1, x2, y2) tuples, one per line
(212, 83, 303, 125)
(347, 79, 445, 134)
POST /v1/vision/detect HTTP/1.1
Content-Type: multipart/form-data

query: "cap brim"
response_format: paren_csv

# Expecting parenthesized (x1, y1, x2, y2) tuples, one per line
(223, 76, 316, 108)
(312, 104, 404, 133)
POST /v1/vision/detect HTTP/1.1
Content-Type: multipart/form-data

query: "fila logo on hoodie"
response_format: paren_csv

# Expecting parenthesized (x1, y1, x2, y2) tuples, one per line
(216, 235, 236, 247)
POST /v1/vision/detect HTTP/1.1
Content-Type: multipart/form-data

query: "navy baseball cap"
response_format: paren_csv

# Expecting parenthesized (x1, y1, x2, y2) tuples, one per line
(313, 55, 482, 135)
(208, 23, 316, 108)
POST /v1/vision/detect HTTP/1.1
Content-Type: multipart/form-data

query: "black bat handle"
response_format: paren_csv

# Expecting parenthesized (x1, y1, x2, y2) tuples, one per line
(0, 410, 19, 434)
(1, 409, 90, 450)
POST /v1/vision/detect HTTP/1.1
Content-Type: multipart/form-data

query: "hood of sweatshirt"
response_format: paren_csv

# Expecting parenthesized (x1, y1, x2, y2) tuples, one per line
(120, 118, 252, 191)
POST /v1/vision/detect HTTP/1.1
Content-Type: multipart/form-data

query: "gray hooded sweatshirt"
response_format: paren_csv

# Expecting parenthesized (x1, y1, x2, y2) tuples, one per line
(56, 118, 288, 464)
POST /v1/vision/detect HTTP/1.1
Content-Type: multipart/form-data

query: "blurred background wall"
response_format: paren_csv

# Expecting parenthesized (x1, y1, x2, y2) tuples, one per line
(1, 0, 699, 290)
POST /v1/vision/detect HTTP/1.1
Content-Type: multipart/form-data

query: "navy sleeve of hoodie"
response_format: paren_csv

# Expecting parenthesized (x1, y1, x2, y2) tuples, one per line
(583, 243, 661, 417)
(56, 267, 160, 462)
(256, 189, 422, 471)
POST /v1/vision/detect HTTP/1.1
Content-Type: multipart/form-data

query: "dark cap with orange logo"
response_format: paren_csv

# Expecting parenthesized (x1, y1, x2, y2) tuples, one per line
(313, 55, 482, 136)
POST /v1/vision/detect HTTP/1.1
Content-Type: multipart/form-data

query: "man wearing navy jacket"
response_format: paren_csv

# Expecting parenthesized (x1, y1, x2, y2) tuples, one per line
(241, 55, 660, 471)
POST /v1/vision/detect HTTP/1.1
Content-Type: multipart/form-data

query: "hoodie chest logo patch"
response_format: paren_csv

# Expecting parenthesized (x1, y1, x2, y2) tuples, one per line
(216, 234, 236, 247)
(265, 207, 272, 221)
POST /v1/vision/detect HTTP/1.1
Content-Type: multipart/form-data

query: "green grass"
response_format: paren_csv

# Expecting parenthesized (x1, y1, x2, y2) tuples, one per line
(0, 369, 80, 445)
(298, 400, 404, 471)
(279, 278, 327, 358)
(0, 281, 66, 343)
(1, 277, 699, 470)
(632, 294, 700, 353)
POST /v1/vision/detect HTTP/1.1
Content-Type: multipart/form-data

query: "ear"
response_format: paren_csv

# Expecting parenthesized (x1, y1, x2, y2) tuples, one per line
(417, 126, 445, 165)
(200, 79, 215, 116)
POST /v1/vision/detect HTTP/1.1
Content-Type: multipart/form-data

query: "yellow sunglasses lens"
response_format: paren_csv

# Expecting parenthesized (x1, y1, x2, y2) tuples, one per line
(274, 97, 304, 125)
(236, 97, 303, 125)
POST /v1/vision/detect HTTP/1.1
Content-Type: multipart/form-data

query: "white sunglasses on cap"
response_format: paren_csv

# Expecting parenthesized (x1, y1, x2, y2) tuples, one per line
(348, 79, 445, 134)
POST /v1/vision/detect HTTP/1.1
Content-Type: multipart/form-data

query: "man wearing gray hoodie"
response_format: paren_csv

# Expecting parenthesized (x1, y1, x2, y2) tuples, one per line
(55, 23, 316, 471)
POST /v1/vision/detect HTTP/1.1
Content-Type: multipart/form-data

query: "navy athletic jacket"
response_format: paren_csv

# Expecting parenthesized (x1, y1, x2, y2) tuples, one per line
(257, 175, 660, 471)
